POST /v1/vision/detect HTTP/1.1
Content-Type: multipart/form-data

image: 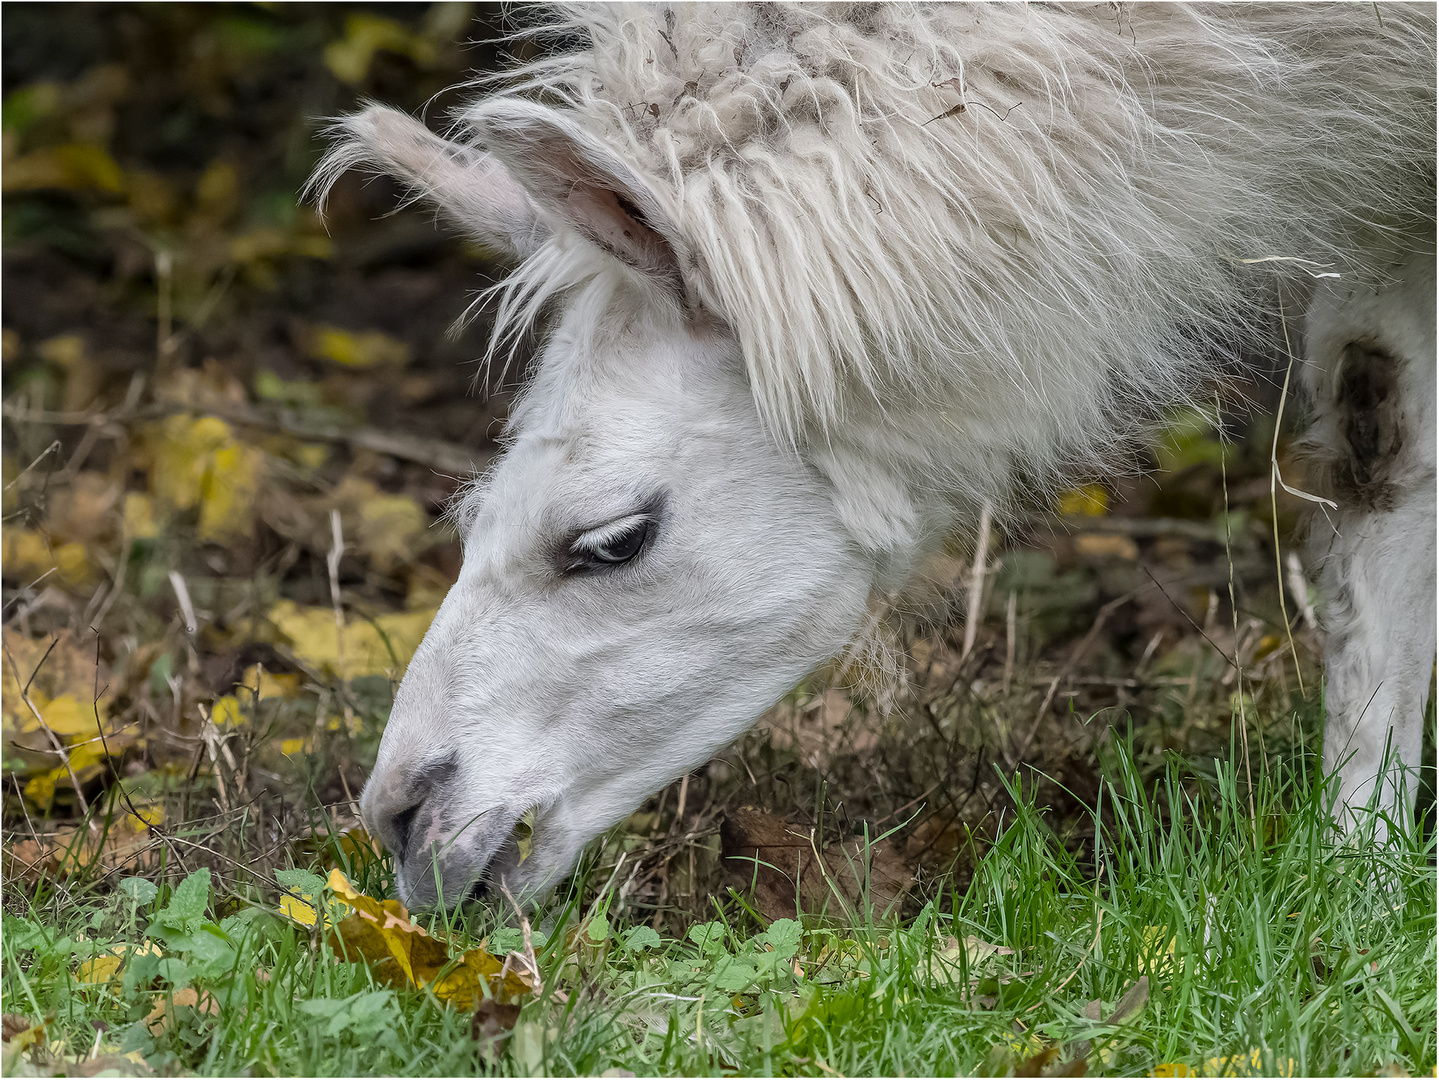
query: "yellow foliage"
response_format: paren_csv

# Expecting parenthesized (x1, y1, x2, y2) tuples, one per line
(1058, 484, 1109, 517)
(326, 475, 433, 572)
(238, 664, 301, 700)
(38, 333, 86, 368)
(124, 493, 159, 539)
(210, 695, 245, 729)
(1, 524, 91, 586)
(23, 742, 108, 807)
(1141, 925, 1181, 977)
(268, 600, 435, 678)
(356, 492, 429, 572)
(76, 951, 125, 986)
(280, 892, 324, 929)
(3, 527, 53, 581)
(324, 870, 537, 1008)
(3, 629, 122, 791)
(308, 325, 412, 369)
(228, 227, 333, 268)
(1151, 1051, 1297, 1077)
(145, 415, 264, 541)
(2, 143, 125, 194)
(197, 441, 262, 543)
(29, 693, 99, 737)
(324, 14, 437, 85)
(53, 541, 94, 585)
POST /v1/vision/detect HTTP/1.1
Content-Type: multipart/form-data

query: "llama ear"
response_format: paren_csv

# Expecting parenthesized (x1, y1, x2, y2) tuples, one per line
(306, 105, 548, 261)
(465, 99, 685, 295)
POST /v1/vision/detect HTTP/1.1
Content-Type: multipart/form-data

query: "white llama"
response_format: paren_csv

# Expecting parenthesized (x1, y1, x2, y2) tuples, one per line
(308, 3, 1436, 907)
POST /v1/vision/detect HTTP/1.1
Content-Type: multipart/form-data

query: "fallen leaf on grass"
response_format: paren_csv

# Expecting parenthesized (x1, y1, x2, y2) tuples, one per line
(1, 1016, 50, 1073)
(1067, 977, 1149, 1069)
(1152, 1052, 1297, 1078)
(144, 988, 220, 1034)
(75, 950, 125, 985)
(268, 600, 436, 678)
(142, 415, 264, 543)
(8, 813, 163, 881)
(324, 870, 537, 1007)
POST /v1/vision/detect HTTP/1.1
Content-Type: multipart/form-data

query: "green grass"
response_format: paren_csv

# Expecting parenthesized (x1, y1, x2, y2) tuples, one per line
(4, 737, 1433, 1077)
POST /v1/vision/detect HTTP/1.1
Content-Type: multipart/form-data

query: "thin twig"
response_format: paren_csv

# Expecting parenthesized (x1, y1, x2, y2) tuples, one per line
(1272, 294, 1310, 697)
(1138, 564, 1240, 672)
(1217, 395, 1257, 826)
(1009, 587, 1144, 768)
(3, 440, 62, 492)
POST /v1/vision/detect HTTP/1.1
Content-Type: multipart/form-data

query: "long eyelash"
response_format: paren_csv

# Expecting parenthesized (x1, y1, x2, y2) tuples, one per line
(571, 515, 648, 553)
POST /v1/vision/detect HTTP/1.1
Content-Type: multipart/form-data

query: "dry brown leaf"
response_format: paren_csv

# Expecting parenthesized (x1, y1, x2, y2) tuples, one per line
(144, 988, 220, 1034)
(12, 813, 163, 880)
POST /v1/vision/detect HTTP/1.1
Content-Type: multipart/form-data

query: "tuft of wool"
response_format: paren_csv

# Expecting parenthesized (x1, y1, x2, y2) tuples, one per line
(467, 4, 1434, 501)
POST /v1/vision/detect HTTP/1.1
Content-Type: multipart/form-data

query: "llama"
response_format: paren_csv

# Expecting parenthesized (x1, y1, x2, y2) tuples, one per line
(308, 2, 1436, 908)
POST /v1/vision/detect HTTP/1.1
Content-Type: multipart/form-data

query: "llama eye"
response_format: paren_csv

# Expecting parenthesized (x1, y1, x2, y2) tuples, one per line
(567, 518, 650, 572)
(590, 521, 648, 564)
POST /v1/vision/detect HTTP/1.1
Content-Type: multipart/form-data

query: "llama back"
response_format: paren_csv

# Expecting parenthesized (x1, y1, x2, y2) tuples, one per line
(476, 3, 1434, 511)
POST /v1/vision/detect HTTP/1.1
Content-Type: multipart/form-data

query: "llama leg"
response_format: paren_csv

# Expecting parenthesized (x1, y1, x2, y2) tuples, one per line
(1302, 253, 1436, 836)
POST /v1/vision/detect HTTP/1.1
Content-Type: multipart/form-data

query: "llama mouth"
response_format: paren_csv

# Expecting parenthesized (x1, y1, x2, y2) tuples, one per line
(461, 805, 541, 905)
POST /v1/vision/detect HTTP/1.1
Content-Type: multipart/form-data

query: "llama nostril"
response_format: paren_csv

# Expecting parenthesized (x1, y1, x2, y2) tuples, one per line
(369, 751, 457, 859)
(391, 800, 423, 856)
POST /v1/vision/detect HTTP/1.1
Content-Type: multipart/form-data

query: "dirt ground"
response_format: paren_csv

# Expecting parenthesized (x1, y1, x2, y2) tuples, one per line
(3, 4, 1360, 928)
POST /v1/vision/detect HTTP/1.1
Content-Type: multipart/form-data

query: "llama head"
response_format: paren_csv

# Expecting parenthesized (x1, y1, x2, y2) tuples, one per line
(312, 103, 877, 907)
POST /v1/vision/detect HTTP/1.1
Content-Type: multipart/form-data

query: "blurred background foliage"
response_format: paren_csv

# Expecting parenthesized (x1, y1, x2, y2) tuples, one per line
(1, 3, 1339, 919)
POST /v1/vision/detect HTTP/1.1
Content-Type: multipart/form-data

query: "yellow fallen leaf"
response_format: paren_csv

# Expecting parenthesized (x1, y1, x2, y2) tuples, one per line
(2, 527, 53, 582)
(2, 143, 125, 194)
(123, 493, 159, 540)
(237, 664, 301, 702)
(145, 988, 220, 1034)
(354, 491, 428, 572)
(1, 528, 93, 587)
(1151, 1051, 1298, 1078)
(307, 325, 411, 368)
(279, 893, 323, 929)
(211, 695, 245, 729)
(1142, 925, 1181, 976)
(325, 870, 536, 1007)
(1058, 484, 1109, 517)
(268, 600, 436, 678)
(145, 415, 264, 541)
(23, 742, 108, 808)
(323, 14, 437, 86)
(76, 952, 124, 985)
(25, 693, 94, 737)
